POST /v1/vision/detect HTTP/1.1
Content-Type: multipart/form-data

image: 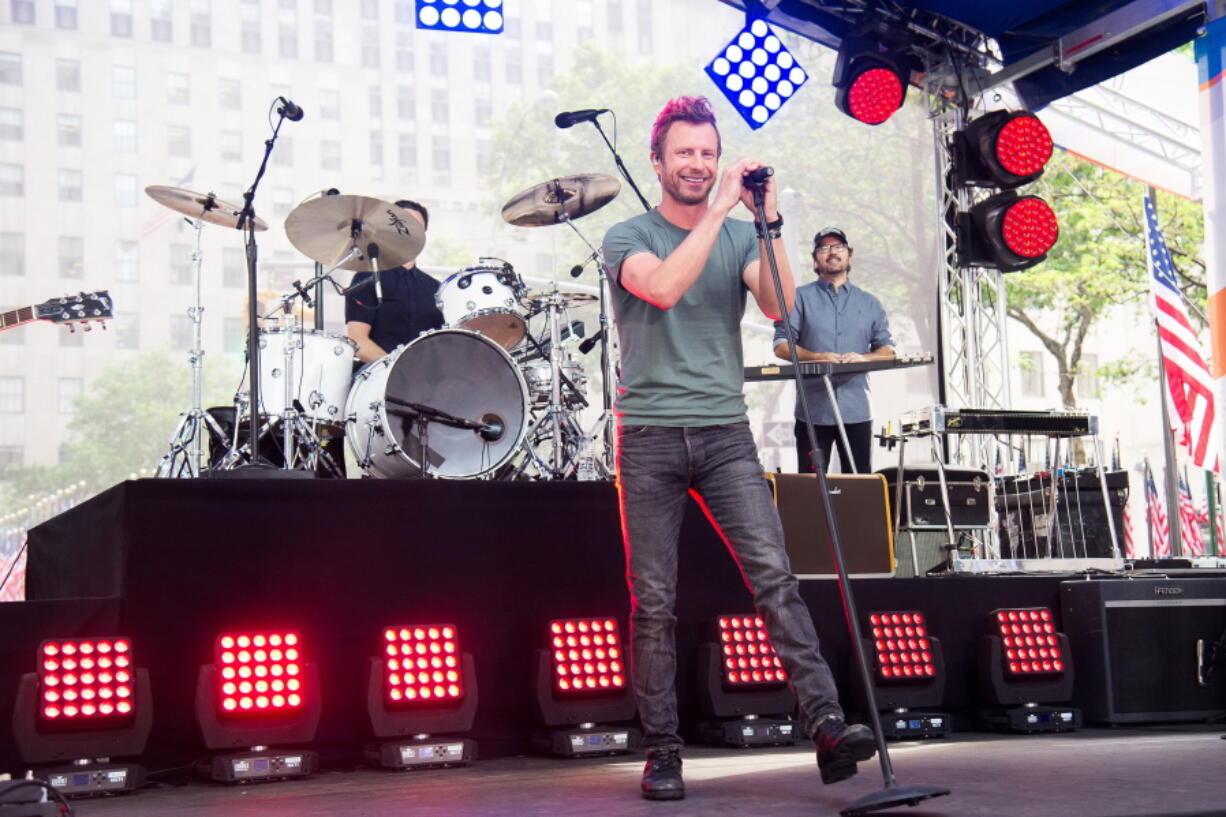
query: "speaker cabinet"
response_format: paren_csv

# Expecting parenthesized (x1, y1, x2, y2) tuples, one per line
(876, 466, 992, 529)
(1060, 578, 1226, 723)
(767, 474, 894, 578)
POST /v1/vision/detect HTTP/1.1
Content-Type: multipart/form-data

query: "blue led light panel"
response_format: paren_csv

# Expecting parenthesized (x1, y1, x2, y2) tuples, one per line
(705, 19, 807, 130)
(415, 0, 504, 34)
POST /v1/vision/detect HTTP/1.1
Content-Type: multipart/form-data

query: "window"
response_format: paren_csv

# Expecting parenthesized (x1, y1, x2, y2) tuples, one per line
(220, 130, 242, 162)
(396, 31, 413, 71)
(191, 0, 211, 47)
(319, 89, 339, 119)
(0, 164, 23, 196)
(0, 377, 24, 413)
(115, 241, 139, 282)
(168, 72, 190, 104)
(321, 139, 341, 171)
(315, 23, 333, 62)
(370, 132, 383, 166)
(58, 378, 83, 414)
(58, 114, 82, 147)
(223, 247, 245, 288)
(170, 243, 193, 284)
(474, 44, 491, 83)
(395, 1, 412, 24)
(1075, 354, 1099, 401)
(240, 3, 261, 53)
(476, 139, 490, 177)
(429, 42, 447, 75)
(114, 311, 139, 348)
(114, 174, 138, 206)
(607, 0, 624, 36)
(10, 0, 34, 24)
(361, 26, 380, 68)
(0, 446, 23, 479)
(271, 187, 293, 216)
(59, 236, 84, 279)
(432, 135, 450, 177)
(360, 0, 378, 19)
(0, 108, 21, 140)
(111, 0, 133, 37)
(113, 119, 137, 153)
(474, 97, 491, 128)
(151, 0, 172, 41)
(1019, 351, 1044, 398)
(0, 233, 23, 276)
(369, 86, 383, 118)
(398, 132, 416, 168)
(168, 125, 191, 157)
(314, 0, 331, 12)
(504, 16, 521, 39)
(112, 65, 136, 99)
(431, 89, 448, 124)
(57, 59, 79, 92)
(397, 85, 414, 120)
(538, 55, 554, 86)
(170, 314, 193, 350)
(0, 53, 20, 86)
(279, 19, 298, 58)
(637, 0, 652, 52)
(58, 169, 82, 202)
(506, 49, 522, 84)
(536, 20, 553, 41)
(55, 0, 78, 29)
(219, 78, 242, 110)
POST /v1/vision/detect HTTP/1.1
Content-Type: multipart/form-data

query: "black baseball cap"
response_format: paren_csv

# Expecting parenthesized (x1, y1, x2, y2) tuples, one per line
(813, 227, 848, 248)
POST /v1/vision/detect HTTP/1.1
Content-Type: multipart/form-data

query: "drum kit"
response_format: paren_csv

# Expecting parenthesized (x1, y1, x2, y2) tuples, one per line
(151, 172, 623, 482)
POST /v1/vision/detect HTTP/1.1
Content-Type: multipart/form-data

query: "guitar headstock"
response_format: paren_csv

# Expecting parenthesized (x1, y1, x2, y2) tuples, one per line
(33, 291, 114, 331)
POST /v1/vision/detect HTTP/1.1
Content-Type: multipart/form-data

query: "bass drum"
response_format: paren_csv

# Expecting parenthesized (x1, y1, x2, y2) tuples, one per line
(345, 329, 529, 479)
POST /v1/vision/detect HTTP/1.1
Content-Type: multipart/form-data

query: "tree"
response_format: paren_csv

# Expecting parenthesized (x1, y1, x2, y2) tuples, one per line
(1004, 150, 1205, 408)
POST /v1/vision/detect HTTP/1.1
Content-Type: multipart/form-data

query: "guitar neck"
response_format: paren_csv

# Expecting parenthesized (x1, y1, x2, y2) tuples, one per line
(1, 305, 36, 331)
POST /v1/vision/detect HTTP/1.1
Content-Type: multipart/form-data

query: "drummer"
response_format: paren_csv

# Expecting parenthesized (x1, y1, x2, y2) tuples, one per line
(344, 199, 444, 365)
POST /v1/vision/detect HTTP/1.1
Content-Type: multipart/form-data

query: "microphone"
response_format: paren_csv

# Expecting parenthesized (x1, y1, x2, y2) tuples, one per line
(368, 242, 382, 303)
(578, 328, 604, 355)
(277, 96, 304, 122)
(554, 108, 609, 128)
(743, 166, 774, 187)
(292, 279, 313, 308)
(477, 413, 505, 442)
(569, 264, 584, 278)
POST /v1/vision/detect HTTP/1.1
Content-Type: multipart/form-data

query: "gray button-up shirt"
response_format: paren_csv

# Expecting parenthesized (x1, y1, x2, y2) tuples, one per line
(772, 278, 893, 425)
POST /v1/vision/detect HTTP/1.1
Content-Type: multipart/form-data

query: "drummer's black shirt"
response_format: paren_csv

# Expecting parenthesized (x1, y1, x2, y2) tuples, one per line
(345, 265, 445, 355)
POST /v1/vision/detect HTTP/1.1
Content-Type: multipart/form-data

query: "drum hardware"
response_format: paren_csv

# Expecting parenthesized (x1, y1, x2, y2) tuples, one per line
(385, 396, 506, 479)
(151, 187, 250, 478)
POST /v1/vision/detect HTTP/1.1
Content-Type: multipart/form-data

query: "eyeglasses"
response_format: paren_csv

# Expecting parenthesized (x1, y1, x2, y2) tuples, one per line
(814, 244, 848, 255)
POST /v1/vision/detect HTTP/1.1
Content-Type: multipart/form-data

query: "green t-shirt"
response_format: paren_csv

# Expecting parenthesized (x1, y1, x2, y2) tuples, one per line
(601, 208, 760, 426)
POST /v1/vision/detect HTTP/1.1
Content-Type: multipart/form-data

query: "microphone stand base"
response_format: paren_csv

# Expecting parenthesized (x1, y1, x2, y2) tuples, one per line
(840, 784, 951, 816)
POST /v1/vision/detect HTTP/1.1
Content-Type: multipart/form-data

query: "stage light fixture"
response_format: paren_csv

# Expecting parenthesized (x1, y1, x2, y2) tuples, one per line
(415, 0, 504, 35)
(705, 18, 808, 130)
(533, 617, 639, 756)
(697, 614, 797, 747)
(959, 191, 1059, 272)
(195, 629, 321, 783)
(978, 607, 1081, 733)
(952, 110, 1054, 190)
(860, 612, 949, 740)
(11, 637, 152, 798)
(831, 27, 917, 126)
(364, 624, 477, 771)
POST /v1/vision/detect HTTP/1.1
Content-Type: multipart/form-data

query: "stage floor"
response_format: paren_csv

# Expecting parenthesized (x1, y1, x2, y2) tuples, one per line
(64, 726, 1226, 817)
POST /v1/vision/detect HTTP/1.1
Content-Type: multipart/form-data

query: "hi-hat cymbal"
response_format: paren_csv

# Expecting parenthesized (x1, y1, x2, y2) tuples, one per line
(525, 291, 599, 310)
(284, 194, 426, 271)
(501, 174, 621, 227)
(144, 185, 267, 231)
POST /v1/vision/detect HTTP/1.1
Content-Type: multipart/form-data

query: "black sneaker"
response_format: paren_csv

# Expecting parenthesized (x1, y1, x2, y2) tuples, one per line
(815, 717, 876, 784)
(640, 746, 685, 800)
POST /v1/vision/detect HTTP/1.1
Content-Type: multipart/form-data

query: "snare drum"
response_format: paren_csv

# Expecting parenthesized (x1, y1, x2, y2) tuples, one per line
(257, 328, 356, 426)
(436, 263, 527, 349)
(521, 359, 588, 406)
(345, 329, 530, 479)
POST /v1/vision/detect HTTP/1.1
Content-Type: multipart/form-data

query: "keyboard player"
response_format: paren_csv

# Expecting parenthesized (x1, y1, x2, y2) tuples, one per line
(773, 227, 894, 474)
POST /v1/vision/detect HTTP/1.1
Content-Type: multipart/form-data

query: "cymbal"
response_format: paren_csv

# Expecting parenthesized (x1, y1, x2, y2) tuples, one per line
(284, 194, 426, 272)
(145, 185, 267, 231)
(501, 174, 621, 227)
(525, 291, 599, 309)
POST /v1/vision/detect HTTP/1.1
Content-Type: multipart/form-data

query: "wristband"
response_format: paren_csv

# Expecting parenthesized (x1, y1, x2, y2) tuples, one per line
(756, 212, 784, 240)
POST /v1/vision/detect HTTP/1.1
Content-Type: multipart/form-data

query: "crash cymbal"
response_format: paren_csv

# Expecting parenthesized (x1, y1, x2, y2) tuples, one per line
(284, 194, 426, 271)
(144, 185, 267, 231)
(525, 290, 599, 309)
(501, 173, 621, 227)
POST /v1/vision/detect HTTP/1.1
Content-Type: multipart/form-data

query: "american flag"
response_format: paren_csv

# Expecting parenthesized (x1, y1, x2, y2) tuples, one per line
(1177, 477, 1205, 557)
(1197, 495, 1224, 555)
(1145, 195, 1219, 473)
(1146, 467, 1170, 557)
(0, 541, 26, 603)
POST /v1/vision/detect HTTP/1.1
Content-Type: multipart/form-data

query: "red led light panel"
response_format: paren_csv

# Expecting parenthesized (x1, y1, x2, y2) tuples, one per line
(215, 631, 305, 717)
(549, 617, 626, 695)
(994, 114, 1053, 179)
(382, 624, 463, 706)
(992, 608, 1065, 676)
(1000, 196, 1059, 259)
(718, 614, 787, 687)
(868, 612, 935, 682)
(846, 66, 903, 125)
(38, 637, 135, 727)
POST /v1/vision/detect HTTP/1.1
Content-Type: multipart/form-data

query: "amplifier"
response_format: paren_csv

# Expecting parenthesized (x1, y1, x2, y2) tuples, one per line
(767, 474, 894, 578)
(876, 466, 992, 530)
(1060, 578, 1226, 723)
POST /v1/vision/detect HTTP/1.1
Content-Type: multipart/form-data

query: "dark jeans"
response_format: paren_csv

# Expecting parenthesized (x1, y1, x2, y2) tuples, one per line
(616, 422, 844, 749)
(795, 419, 873, 475)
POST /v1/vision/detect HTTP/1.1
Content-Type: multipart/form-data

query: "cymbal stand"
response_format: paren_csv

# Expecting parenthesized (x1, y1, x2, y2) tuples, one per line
(268, 303, 343, 478)
(157, 213, 229, 478)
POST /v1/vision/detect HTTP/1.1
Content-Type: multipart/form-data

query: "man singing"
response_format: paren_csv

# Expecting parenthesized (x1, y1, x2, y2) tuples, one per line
(601, 96, 875, 801)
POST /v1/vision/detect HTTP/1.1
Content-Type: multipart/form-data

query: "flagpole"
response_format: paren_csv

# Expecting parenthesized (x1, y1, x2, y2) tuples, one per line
(1149, 188, 1185, 558)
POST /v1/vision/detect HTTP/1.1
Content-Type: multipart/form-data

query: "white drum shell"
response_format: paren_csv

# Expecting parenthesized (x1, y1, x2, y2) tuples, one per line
(436, 267, 526, 349)
(257, 328, 355, 425)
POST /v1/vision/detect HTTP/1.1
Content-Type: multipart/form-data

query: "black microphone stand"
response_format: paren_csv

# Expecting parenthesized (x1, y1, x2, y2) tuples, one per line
(588, 118, 651, 213)
(749, 180, 949, 815)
